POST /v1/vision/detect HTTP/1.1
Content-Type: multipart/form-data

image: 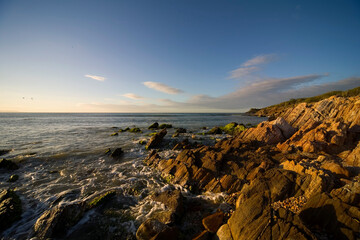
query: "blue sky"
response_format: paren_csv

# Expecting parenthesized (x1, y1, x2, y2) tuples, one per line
(0, 0, 359, 112)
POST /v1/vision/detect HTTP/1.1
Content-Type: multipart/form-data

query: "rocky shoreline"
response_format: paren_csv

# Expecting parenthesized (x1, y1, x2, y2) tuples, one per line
(1, 94, 360, 239)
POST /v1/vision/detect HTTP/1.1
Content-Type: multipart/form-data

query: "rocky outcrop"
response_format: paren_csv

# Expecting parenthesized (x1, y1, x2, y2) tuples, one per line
(0, 189, 22, 231)
(146, 129, 167, 149)
(33, 202, 86, 239)
(136, 219, 178, 240)
(237, 117, 295, 145)
(150, 189, 184, 224)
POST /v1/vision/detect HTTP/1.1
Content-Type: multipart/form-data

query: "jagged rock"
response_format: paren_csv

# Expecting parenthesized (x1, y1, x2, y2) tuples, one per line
(202, 210, 224, 233)
(299, 193, 360, 240)
(237, 121, 285, 145)
(110, 148, 124, 158)
(207, 127, 223, 134)
(33, 202, 85, 239)
(0, 159, 19, 170)
(146, 129, 167, 149)
(216, 224, 233, 240)
(271, 117, 296, 139)
(278, 119, 351, 154)
(151, 189, 184, 223)
(136, 218, 177, 240)
(344, 141, 360, 167)
(175, 128, 187, 134)
(148, 122, 159, 129)
(321, 161, 350, 178)
(0, 189, 22, 231)
(330, 181, 360, 206)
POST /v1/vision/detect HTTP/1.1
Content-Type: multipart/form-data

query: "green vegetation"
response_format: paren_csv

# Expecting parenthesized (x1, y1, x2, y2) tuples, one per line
(159, 123, 173, 129)
(128, 127, 142, 133)
(252, 86, 360, 114)
(88, 191, 116, 208)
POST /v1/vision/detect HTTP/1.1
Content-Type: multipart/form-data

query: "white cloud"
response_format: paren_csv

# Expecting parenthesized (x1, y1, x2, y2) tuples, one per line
(143, 81, 184, 94)
(122, 93, 144, 100)
(85, 74, 106, 81)
(229, 54, 277, 79)
(242, 54, 277, 67)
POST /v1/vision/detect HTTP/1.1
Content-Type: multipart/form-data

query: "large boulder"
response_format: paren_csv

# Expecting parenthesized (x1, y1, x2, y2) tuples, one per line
(151, 189, 184, 223)
(146, 129, 167, 149)
(237, 121, 285, 145)
(0, 189, 22, 231)
(136, 218, 178, 240)
(33, 202, 86, 239)
(299, 193, 360, 240)
(0, 159, 19, 170)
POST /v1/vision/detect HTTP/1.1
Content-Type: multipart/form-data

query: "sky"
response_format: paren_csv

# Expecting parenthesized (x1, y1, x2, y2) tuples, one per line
(0, 0, 359, 113)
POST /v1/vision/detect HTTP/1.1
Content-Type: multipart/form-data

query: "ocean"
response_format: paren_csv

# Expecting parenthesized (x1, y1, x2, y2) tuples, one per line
(0, 113, 265, 239)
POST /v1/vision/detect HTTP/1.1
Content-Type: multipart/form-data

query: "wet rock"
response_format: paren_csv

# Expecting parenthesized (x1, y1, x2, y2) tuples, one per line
(33, 202, 86, 239)
(129, 127, 142, 133)
(0, 189, 22, 231)
(0, 149, 11, 156)
(139, 139, 147, 145)
(202, 210, 224, 233)
(8, 174, 19, 182)
(216, 224, 233, 240)
(111, 148, 124, 158)
(0, 158, 19, 170)
(146, 129, 167, 149)
(110, 132, 118, 136)
(136, 218, 175, 240)
(148, 122, 159, 129)
(105, 148, 111, 155)
(87, 191, 116, 209)
(159, 124, 172, 129)
(175, 128, 187, 134)
(151, 189, 184, 223)
(207, 127, 222, 135)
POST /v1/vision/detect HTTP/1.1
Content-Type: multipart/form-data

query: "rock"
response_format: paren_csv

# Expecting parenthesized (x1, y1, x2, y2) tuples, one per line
(175, 128, 187, 134)
(87, 191, 116, 208)
(207, 127, 223, 134)
(222, 122, 238, 134)
(0, 158, 19, 170)
(146, 129, 167, 149)
(151, 189, 184, 223)
(129, 127, 142, 133)
(105, 148, 111, 155)
(172, 132, 180, 137)
(202, 210, 224, 233)
(299, 193, 360, 240)
(159, 124, 172, 129)
(0, 189, 22, 231)
(321, 161, 350, 178)
(111, 148, 124, 158)
(139, 140, 147, 145)
(0, 149, 11, 156)
(148, 122, 159, 129)
(33, 203, 85, 239)
(8, 174, 19, 182)
(277, 119, 350, 154)
(271, 117, 296, 139)
(344, 141, 360, 167)
(216, 224, 233, 240)
(193, 230, 211, 240)
(110, 132, 118, 136)
(136, 219, 170, 240)
(237, 121, 285, 145)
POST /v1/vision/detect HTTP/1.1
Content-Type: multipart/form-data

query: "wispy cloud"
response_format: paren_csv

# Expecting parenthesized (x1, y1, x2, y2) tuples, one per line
(85, 74, 106, 82)
(122, 93, 144, 100)
(143, 81, 184, 94)
(242, 54, 277, 67)
(229, 54, 277, 79)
